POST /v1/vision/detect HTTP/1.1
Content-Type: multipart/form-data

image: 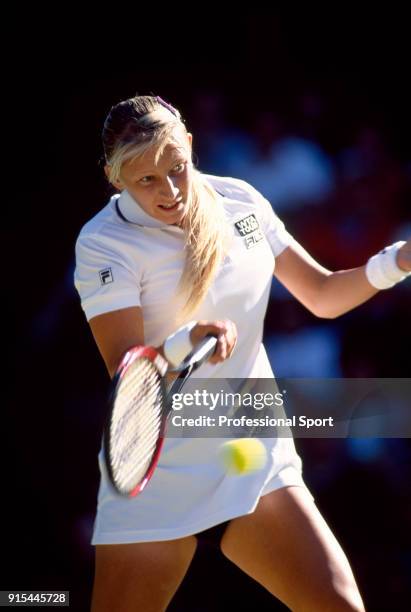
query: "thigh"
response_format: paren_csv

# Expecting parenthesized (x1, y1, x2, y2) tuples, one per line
(91, 536, 197, 612)
(221, 486, 365, 612)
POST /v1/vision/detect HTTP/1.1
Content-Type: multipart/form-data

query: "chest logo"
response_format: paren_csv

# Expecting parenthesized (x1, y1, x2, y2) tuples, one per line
(234, 214, 264, 249)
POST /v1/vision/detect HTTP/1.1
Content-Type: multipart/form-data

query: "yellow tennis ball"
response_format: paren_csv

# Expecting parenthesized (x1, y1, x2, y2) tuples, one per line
(219, 439, 267, 475)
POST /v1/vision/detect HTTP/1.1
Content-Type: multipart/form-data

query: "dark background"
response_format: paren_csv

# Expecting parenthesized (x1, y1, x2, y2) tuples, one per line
(4, 12, 411, 612)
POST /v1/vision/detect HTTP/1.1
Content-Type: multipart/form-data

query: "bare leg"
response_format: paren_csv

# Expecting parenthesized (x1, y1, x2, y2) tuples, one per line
(221, 486, 365, 611)
(91, 535, 197, 612)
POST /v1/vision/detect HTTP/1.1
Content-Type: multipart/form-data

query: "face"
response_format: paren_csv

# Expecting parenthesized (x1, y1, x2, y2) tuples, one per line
(111, 135, 193, 226)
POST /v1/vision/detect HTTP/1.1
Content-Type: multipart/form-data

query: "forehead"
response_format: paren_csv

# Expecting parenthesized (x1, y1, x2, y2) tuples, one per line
(122, 142, 188, 178)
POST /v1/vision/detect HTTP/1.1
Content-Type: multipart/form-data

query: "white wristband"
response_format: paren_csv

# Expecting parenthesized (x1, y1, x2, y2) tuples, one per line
(163, 321, 196, 367)
(365, 241, 410, 289)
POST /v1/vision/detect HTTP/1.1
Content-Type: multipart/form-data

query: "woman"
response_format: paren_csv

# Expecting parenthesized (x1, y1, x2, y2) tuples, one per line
(74, 95, 410, 611)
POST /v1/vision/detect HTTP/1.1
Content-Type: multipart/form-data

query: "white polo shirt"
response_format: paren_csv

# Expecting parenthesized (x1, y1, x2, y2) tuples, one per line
(75, 175, 295, 378)
(74, 175, 308, 543)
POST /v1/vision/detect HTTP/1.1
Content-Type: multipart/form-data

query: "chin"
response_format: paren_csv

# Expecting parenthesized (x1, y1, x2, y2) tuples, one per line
(166, 213, 185, 226)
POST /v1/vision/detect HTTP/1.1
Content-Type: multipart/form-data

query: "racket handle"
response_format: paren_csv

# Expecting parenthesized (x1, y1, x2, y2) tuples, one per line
(180, 335, 217, 371)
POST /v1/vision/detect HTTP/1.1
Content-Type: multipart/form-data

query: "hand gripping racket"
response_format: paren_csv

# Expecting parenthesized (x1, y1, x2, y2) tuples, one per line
(104, 336, 217, 497)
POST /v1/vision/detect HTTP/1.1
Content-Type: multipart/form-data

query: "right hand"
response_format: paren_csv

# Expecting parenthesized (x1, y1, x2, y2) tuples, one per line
(190, 320, 237, 365)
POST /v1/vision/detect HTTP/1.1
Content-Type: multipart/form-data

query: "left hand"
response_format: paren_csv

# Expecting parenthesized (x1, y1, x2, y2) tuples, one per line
(396, 238, 411, 272)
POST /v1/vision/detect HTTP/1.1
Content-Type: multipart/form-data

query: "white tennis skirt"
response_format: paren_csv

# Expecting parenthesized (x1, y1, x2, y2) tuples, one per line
(91, 434, 310, 544)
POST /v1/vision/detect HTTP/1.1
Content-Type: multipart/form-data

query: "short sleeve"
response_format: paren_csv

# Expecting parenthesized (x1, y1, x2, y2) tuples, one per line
(74, 234, 142, 321)
(230, 178, 295, 256)
(257, 194, 296, 256)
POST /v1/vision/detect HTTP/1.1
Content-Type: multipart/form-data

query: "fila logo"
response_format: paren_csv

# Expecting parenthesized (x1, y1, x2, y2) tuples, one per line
(244, 231, 264, 248)
(234, 214, 259, 236)
(99, 267, 113, 285)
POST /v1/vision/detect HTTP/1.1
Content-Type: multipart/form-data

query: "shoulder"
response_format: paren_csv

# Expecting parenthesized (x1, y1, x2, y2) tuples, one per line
(74, 199, 138, 276)
(202, 174, 276, 229)
(76, 196, 118, 243)
(75, 195, 144, 258)
(202, 174, 264, 204)
(202, 175, 295, 256)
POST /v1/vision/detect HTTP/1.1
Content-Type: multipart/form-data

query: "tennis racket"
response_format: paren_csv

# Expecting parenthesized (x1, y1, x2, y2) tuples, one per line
(104, 336, 217, 498)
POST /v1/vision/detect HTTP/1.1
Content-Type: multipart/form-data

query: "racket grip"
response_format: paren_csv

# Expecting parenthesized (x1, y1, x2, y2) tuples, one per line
(182, 335, 217, 371)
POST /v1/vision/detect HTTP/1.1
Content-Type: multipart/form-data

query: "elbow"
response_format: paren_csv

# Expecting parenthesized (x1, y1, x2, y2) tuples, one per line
(310, 279, 345, 319)
(306, 274, 344, 319)
(310, 303, 343, 320)
(106, 359, 120, 379)
(315, 310, 341, 320)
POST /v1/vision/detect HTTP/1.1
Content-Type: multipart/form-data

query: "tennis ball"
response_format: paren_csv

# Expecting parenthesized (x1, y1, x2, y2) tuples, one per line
(219, 439, 267, 475)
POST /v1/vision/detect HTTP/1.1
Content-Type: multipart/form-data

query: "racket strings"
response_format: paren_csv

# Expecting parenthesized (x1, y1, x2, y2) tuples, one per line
(109, 358, 163, 493)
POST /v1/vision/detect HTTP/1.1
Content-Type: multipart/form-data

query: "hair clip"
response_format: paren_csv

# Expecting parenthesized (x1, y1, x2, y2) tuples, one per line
(155, 96, 179, 117)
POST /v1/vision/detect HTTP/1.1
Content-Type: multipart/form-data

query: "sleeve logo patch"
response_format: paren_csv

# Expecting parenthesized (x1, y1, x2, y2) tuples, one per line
(234, 214, 264, 249)
(99, 267, 114, 285)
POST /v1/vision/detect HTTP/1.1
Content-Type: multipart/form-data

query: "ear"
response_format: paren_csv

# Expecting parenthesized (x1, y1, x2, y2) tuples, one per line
(104, 164, 124, 189)
(186, 132, 193, 150)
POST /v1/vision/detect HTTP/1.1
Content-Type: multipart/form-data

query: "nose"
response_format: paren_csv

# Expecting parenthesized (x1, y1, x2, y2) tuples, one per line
(160, 177, 180, 201)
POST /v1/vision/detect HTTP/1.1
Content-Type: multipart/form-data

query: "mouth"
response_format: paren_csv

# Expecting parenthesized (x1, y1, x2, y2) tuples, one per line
(158, 199, 183, 212)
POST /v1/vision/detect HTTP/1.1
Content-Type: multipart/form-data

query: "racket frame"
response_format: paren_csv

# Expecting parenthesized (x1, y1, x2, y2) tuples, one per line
(104, 336, 217, 498)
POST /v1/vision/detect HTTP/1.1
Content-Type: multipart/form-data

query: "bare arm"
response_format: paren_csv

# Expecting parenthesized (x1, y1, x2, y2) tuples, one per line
(88, 306, 237, 378)
(89, 306, 145, 377)
(274, 238, 410, 319)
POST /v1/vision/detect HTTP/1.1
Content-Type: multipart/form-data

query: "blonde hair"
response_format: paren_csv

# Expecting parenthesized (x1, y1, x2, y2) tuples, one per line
(102, 95, 227, 317)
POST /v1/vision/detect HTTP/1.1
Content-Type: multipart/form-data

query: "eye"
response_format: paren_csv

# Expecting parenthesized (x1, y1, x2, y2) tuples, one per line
(138, 175, 154, 185)
(137, 162, 186, 185)
(172, 162, 186, 173)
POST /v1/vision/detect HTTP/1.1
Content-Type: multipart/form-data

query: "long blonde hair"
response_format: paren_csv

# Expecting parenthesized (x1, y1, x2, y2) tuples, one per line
(102, 95, 227, 317)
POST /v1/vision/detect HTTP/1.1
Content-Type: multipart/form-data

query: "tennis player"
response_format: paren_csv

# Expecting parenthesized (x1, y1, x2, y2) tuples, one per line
(74, 95, 410, 611)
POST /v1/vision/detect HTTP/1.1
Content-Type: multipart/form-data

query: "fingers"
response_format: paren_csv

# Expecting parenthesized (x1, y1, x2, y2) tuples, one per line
(396, 238, 411, 272)
(190, 320, 237, 364)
